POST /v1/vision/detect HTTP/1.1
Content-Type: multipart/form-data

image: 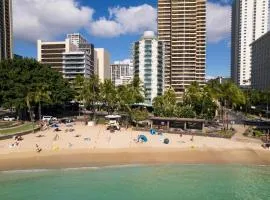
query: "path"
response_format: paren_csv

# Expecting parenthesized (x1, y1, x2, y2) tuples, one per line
(231, 124, 262, 144)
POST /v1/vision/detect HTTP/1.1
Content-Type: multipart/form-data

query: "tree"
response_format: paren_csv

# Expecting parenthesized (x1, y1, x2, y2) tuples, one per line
(33, 85, 51, 120)
(175, 105, 196, 118)
(117, 76, 144, 125)
(131, 108, 149, 127)
(73, 75, 85, 116)
(153, 87, 177, 117)
(183, 82, 217, 119)
(0, 58, 74, 120)
(101, 79, 118, 114)
(83, 75, 101, 120)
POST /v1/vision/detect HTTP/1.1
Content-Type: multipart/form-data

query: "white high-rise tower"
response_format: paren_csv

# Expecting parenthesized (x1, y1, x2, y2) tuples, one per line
(231, 0, 269, 87)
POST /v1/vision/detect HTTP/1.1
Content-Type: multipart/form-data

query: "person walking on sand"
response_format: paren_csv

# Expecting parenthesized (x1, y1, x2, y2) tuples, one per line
(190, 135, 194, 142)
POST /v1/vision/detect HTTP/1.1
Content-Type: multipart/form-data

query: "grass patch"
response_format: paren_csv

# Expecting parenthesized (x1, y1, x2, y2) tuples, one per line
(0, 123, 38, 135)
(0, 121, 22, 129)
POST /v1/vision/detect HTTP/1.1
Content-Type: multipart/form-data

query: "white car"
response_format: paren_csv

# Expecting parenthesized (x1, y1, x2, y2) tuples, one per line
(3, 116, 16, 121)
(42, 116, 57, 121)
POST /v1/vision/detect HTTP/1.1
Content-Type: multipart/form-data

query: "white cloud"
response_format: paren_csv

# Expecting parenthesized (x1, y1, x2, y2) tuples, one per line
(13, 0, 93, 42)
(207, 2, 231, 43)
(114, 59, 131, 64)
(13, 1, 231, 44)
(89, 4, 157, 37)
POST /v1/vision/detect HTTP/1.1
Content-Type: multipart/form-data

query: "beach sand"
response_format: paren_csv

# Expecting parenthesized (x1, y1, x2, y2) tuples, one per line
(0, 123, 269, 171)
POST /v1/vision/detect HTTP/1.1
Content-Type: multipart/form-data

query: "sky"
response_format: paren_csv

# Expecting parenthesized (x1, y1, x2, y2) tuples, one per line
(13, 0, 232, 78)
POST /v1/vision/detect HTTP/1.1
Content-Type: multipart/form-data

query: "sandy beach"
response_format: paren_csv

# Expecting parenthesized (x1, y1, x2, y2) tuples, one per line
(0, 123, 269, 171)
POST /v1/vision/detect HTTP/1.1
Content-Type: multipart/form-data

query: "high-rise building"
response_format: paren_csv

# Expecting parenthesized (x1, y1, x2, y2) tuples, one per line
(111, 60, 133, 86)
(251, 31, 270, 90)
(133, 31, 165, 105)
(0, 0, 13, 61)
(94, 48, 110, 82)
(231, 0, 269, 87)
(37, 34, 95, 80)
(158, 0, 206, 99)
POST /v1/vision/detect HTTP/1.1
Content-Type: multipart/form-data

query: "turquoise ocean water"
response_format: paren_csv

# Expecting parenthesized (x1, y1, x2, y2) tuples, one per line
(0, 164, 270, 200)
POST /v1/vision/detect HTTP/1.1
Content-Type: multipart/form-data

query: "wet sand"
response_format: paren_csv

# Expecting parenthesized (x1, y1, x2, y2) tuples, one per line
(1, 148, 270, 171)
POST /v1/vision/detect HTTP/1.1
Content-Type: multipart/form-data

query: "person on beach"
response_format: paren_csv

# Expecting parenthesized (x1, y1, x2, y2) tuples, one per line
(35, 144, 42, 153)
(190, 135, 194, 142)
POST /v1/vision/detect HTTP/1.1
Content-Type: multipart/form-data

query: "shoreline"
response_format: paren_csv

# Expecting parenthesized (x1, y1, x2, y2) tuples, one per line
(1, 148, 270, 171)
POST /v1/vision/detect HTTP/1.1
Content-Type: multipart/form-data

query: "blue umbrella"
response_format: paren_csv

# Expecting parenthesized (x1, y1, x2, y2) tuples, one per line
(150, 129, 156, 135)
(138, 135, 148, 142)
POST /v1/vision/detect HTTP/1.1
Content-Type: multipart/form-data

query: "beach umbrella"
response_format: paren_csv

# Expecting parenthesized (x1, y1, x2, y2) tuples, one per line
(139, 135, 148, 142)
(150, 129, 156, 135)
(164, 138, 169, 144)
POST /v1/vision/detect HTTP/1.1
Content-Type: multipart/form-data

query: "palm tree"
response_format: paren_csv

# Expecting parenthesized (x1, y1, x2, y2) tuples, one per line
(73, 75, 85, 116)
(33, 85, 51, 121)
(101, 79, 118, 114)
(25, 92, 35, 133)
(153, 87, 177, 117)
(83, 75, 101, 121)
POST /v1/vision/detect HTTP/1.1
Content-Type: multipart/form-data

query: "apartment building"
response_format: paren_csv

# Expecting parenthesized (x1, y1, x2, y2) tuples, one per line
(0, 0, 13, 61)
(63, 51, 92, 81)
(251, 31, 270, 90)
(111, 60, 133, 86)
(94, 48, 110, 82)
(158, 0, 206, 99)
(37, 34, 95, 80)
(231, 0, 269, 87)
(133, 31, 165, 105)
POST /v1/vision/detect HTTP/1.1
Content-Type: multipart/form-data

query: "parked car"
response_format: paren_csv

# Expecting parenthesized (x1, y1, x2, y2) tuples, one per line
(3, 116, 16, 121)
(42, 116, 57, 121)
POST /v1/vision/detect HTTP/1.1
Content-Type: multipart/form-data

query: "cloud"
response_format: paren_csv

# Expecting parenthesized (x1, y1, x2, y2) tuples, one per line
(89, 4, 157, 37)
(207, 2, 231, 43)
(114, 59, 131, 64)
(13, 1, 231, 44)
(13, 0, 93, 42)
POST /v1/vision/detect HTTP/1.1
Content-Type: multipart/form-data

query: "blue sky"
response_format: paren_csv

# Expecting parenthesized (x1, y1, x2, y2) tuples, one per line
(13, 0, 232, 78)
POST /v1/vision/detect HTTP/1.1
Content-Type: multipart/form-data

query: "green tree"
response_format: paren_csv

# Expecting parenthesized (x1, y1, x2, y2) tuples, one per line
(153, 87, 177, 117)
(73, 75, 85, 116)
(33, 85, 51, 120)
(83, 75, 101, 120)
(131, 108, 149, 127)
(101, 79, 118, 114)
(0, 58, 74, 120)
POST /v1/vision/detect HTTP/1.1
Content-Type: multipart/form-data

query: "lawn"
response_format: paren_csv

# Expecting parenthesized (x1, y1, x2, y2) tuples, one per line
(0, 123, 38, 135)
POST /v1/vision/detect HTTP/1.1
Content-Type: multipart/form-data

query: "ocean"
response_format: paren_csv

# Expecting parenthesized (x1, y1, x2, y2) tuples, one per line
(0, 164, 270, 200)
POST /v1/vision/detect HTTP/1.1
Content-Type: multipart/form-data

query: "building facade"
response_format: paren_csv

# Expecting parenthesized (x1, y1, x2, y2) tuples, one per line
(133, 31, 165, 105)
(37, 34, 95, 80)
(67, 33, 88, 47)
(158, 0, 206, 99)
(0, 0, 13, 61)
(94, 48, 110, 82)
(251, 31, 270, 90)
(63, 51, 92, 81)
(231, 0, 269, 87)
(111, 61, 133, 86)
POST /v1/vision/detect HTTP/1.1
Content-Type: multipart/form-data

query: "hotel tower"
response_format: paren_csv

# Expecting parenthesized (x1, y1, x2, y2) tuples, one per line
(0, 0, 13, 61)
(158, 0, 206, 99)
(231, 0, 269, 87)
